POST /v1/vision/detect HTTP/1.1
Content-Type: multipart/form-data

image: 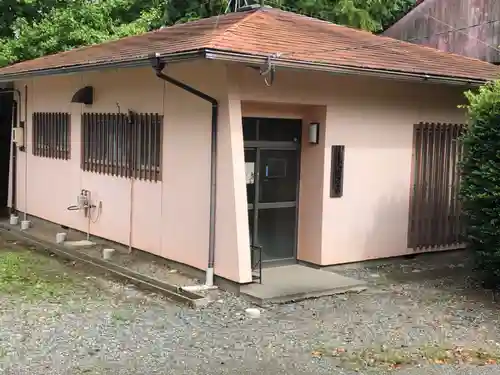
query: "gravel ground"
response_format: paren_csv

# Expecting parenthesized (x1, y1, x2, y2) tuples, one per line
(1, 243, 500, 375)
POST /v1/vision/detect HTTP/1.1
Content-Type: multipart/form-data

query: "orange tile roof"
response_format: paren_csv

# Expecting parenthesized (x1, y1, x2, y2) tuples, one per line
(0, 6, 498, 82)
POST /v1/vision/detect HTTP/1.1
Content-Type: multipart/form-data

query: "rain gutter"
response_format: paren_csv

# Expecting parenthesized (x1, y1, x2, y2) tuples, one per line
(202, 48, 488, 86)
(0, 50, 206, 82)
(0, 48, 489, 86)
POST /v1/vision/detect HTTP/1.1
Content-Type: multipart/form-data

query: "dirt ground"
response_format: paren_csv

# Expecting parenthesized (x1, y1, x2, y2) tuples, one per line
(0, 235, 499, 375)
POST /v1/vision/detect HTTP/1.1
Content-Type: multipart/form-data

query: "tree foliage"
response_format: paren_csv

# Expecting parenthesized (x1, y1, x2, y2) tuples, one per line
(460, 81, 500, 287)
(0, 0, 414, 67)
(266, 0, 413, 32)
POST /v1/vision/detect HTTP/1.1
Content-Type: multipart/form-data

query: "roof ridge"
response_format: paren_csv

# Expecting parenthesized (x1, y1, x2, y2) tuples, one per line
(266, 7, 498, 69)
(208, 7, 262, 48)
(3, 10, 251, 67)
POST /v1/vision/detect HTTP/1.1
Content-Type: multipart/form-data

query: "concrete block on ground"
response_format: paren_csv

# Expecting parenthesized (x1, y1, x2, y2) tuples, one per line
(240, 265, 366, 306)
(64, 240, 95, 248)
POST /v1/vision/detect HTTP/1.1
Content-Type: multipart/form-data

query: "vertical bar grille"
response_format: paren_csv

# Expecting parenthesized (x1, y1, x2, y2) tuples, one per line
(32, 112, 70, 160)
(81, 112, 162, 182)
(408, 122, 465, 249)
(330, 145, 345, 198)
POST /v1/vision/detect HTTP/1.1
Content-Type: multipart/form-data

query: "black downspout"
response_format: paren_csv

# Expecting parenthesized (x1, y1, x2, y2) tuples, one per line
(150, 55, 218, 284)
(0, 88, 21, 214)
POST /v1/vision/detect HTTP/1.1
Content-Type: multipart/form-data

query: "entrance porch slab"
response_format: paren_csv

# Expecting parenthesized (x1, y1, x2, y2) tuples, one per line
(240, 265, 366, 305)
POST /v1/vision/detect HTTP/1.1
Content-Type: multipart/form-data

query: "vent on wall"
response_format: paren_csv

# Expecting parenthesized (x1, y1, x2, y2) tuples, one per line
(330, 145, 345, 198)
(71, 86, 94, 105)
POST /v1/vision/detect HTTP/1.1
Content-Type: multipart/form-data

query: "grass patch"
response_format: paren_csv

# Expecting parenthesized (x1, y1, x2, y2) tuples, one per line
(312, 343, 500, 371)
(418, 344, 500, 366)
(330, 345, 415, 371)
(0, 249, 81, 300)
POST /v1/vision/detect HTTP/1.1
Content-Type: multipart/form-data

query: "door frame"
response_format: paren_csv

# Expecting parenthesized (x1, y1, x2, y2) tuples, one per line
(244, 140, 302, 266)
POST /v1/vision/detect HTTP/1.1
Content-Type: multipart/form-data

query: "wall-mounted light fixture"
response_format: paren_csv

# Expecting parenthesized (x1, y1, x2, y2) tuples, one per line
(308, 122, 320, 145)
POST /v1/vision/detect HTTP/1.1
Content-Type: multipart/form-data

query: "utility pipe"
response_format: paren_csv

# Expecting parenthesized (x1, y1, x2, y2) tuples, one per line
(150, 53, 219, 287)
(23, 85, 27, 221)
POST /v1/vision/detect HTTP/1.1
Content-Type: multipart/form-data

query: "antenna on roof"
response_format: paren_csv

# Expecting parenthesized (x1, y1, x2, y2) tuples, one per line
(227, 0, 267, 12)
(227, 0, 249, 12)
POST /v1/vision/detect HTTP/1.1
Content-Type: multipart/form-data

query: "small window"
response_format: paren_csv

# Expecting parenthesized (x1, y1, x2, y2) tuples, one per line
(266, 157, 287, 178)
(330, 145, 345, 198)
(243, 118, 257, 141)
(258, 118, 301, 142)
(242, 117, 302, 143)
(32, 112, 70, 159)
(82, 112, 162, 182)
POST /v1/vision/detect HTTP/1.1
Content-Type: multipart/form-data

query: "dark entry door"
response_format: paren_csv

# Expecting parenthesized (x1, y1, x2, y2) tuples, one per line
(0, 93, 13, 218)
(244, 117, 301, 263)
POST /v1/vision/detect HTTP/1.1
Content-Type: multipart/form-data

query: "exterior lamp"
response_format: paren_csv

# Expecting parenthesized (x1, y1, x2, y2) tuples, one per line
(308, 122, 319, 144)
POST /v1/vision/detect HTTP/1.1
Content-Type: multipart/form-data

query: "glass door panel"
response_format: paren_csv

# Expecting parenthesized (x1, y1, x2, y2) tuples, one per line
(245, 149, 256, 206)
(257, 207, 296, 261)
(244, 118, 301, 263)
(259, 149, 298, 204)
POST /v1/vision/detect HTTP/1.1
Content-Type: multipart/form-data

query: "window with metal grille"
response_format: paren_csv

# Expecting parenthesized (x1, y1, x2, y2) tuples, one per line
(32, 112, 71, 159)
(408, 123, 465, 249)
(81, 112, 162, 182)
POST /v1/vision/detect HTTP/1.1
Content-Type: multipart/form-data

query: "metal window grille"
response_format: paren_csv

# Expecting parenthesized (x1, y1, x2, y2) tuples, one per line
(32, 112, 70, 159)
(81, 112, 162, 182)
(408, 122, 465, 249)
(330, 145, 345, 198)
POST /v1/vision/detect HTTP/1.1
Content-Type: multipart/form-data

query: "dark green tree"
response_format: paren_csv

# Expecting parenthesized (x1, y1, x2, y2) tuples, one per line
(0, 0, 165, 66)
(0, 0, 69, 38)
(265, 0, 413, 31)
(460, 80, 500, 287)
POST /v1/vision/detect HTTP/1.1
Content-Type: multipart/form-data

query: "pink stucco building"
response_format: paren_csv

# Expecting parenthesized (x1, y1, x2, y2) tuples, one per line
(0, 6, 498, 285)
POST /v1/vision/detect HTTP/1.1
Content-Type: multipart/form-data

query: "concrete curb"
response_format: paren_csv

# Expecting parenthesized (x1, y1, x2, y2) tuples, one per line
(0, 225, 210, 308)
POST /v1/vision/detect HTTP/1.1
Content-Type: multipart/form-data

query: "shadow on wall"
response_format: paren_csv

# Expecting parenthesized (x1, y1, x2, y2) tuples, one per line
(361, 189, 463, 263)
(361, 193, 413, 262)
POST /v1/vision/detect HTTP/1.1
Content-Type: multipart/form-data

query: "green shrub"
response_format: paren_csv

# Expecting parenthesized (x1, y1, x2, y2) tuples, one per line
(461, 80, 500, 287)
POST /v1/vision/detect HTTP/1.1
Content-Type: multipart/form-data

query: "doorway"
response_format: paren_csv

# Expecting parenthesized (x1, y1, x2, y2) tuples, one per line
(0, 93, 13, 218)
(243, 117, 301, 263)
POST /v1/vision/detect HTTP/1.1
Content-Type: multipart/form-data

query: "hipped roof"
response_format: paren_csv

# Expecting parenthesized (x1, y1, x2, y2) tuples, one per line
(0, 6, 498, 83)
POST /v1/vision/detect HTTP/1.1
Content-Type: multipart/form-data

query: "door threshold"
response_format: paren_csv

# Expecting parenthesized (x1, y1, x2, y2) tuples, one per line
(262, 259, 297, 268)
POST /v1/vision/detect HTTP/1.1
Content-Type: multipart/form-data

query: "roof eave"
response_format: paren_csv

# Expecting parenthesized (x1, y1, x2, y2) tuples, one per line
(203, 48, 488, 87)
(0, 47, 489, 87)
(0, 50, 205, 82)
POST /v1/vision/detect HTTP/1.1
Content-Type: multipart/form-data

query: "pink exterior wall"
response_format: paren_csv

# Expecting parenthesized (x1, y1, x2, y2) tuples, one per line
(13, 61, 252, 283)
(11, 59, 468, 283)
(233, 64, 467, 265)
